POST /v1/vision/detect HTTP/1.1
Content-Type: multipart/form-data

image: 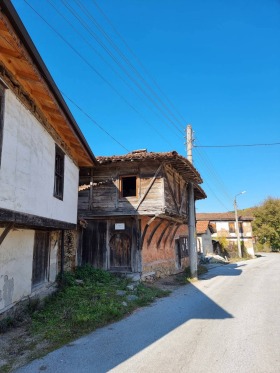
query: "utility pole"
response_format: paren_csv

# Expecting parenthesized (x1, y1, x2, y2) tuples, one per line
(186, 124, 197, 279)
(234, 191, 246, 258)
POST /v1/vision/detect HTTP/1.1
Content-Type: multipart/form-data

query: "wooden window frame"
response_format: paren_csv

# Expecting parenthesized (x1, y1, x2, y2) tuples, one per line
(0, 82, 6, 167)
(119, 175, 139, 198)
(179, 235, 189, 258)
(53, 145, 65, 200)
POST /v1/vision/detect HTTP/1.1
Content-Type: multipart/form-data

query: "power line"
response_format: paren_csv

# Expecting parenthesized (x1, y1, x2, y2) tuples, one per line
(61, 92, 130, 152)
(24, 0, 176, 147)
(60, 0, 183, 135)
(92, 0, 187, 126)
(195, 142, 280, 148)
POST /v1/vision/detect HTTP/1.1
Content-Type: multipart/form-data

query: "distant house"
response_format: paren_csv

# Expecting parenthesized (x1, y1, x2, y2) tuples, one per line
(196, 213, 255, 257)
(196, 221, 215, 255)
(78, 150, 206, 279)
(0, 1, 96, 315)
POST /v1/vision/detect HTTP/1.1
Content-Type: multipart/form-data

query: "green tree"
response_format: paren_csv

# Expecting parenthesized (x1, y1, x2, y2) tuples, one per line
(252, 197, 280, 251)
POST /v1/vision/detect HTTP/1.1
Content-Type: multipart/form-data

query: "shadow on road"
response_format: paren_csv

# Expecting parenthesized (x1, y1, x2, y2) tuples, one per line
(199, 262, 243, 281)
(16, 264, 242, 373)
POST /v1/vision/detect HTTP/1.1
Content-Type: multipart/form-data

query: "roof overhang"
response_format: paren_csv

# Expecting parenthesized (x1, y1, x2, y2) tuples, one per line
(0, 0, 97, 167)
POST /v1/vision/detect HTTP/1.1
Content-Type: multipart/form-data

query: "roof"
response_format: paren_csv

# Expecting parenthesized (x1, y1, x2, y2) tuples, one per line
(196, 221, 211, 234)
(0, 1, 97, 167)
(196, 213, 254, 221)
(97, 150, 204, 184)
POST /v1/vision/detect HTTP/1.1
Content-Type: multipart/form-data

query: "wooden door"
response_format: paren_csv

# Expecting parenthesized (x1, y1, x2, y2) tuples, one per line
(109, 220, 132, 271)
(81, 221, 106, 268)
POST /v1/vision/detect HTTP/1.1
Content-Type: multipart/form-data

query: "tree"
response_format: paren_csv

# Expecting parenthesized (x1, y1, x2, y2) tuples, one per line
(252, 197, 280, 251)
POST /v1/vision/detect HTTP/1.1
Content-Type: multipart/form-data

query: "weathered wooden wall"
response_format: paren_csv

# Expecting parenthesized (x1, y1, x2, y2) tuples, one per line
(79, 217, 141, 273)
(79, 161, 188, 220)
(163, 164, 188, 217)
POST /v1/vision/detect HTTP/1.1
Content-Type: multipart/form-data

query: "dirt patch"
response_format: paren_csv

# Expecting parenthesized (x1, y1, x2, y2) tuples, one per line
(147, 272, 187, 291)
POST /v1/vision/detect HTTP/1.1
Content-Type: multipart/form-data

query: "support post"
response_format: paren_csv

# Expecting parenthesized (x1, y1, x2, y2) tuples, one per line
(186, 124, 197, 278)
(234, 198, 242, 258)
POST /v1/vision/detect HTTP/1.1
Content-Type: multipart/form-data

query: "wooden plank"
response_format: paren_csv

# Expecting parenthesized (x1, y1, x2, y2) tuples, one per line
(0, 46, 22, 59)
(163, 167, 179, 214)
(0, 207, 76, 230)
(136, 164, 162, 211)
(0, 223, 14, 246)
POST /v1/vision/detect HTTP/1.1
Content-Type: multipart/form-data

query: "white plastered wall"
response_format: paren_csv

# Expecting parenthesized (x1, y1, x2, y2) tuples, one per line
(0, 228, 34, 312)
(0, 228, 60, 313)
(0, 90, 79, 224)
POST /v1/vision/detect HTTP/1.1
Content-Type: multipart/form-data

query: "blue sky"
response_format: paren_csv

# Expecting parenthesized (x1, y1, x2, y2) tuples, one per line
(11, 0, 280, 212)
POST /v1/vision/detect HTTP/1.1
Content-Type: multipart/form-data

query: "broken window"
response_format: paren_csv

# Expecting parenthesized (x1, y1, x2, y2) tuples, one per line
(54, 145, 65, 200)
(0, 82, 6, 167)
(120, 176, 137, 198)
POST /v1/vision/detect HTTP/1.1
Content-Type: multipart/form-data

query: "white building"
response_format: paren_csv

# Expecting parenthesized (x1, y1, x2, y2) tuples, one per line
(0, 1, 96, 315)
(196, 213, 255, 257)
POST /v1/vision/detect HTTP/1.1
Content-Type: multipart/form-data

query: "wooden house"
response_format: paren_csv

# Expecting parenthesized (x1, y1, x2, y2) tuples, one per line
(0, 1, 96, 315)
(78, 150, 206, 279)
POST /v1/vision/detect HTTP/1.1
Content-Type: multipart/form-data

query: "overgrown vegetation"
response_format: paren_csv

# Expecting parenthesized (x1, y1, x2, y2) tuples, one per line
(252, 197, 280, 252)
(0, 266, 168, 371)
(31, 266, 168, 347)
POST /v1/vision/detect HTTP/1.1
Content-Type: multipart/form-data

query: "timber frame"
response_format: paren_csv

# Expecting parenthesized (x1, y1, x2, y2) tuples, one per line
(78, 150, 206, 278)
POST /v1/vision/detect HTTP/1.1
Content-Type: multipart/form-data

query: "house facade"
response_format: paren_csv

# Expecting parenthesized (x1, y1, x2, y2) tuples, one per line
(196, 213, 255, 257)
(196, 221, 214, 255)
(0, 1, 96, 315)
(78, 150, 206, 279)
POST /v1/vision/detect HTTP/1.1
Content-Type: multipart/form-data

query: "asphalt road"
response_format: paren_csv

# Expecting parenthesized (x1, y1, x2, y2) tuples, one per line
(15, 253, 280, 373)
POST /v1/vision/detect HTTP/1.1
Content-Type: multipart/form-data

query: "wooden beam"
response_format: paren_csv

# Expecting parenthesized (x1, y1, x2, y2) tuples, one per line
(140, 216, 157, 250)
(0, 223, 14, 246)
(179, 186, 187, 214)
(157, 221, 173, 249)
(0, 207, 76, 230)
(163, 166, 179, 214)
(147, 219, 164, 246)
(15, 69, 39, 82)
(162, 223, 175, 248)
(169, 224, 181, 245)
(0, 46, 22, 59)
(136, 164, 162, 211)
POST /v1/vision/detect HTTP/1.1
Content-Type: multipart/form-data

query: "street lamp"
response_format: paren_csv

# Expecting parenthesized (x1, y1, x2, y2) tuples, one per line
(234, 191, 246, 258)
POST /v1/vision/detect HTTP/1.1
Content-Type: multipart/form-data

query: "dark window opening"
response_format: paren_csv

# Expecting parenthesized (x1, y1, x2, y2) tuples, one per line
(32, 231, 50, 288)
(239, 222, 243, 234)
(179, 236, 189, 258)
(121, 176, 137, 197)
(0, 82, 6, 167)
(54, 145, 65, 200)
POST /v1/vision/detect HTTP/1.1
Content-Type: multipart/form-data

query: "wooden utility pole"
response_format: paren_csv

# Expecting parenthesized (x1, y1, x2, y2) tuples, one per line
(186, 125, 197, 279)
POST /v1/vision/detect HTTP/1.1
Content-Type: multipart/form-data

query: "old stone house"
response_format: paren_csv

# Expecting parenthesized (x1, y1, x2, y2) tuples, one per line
(0, 1, 96, 315)
(196, 213, 255, 257)
(78, 150, 206, 279)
